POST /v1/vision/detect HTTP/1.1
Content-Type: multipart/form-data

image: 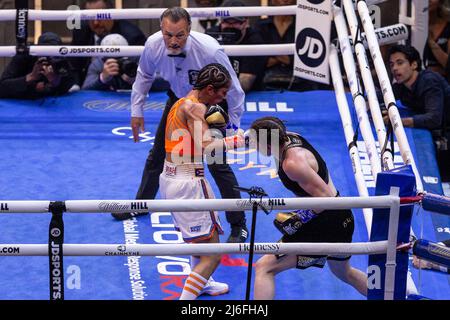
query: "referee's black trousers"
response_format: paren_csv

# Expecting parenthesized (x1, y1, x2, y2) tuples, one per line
(135, 91, 246, 227)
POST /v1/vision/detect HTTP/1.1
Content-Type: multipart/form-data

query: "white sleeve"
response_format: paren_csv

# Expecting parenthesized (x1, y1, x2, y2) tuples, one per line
(131, 44, 156, 118)
(213, 49, 245, 128)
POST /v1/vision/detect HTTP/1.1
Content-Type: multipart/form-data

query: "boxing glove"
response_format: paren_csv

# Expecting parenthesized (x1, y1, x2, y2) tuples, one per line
(273, 209, 318, 236)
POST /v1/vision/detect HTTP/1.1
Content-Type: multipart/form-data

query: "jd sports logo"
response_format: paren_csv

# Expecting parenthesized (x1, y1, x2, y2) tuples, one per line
(51, 228, 61, 237)
(59, 47, 69, 55)
(296, 28, 326, 68)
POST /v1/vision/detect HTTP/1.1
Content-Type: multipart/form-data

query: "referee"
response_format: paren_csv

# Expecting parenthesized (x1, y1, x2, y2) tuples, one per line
(113, 7, 248, 243)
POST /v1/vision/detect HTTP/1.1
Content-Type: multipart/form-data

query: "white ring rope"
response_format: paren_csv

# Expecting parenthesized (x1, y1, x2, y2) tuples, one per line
(0, 241, 389, 256)
(0, 2, 408, 58)
(330, 44, 374, 236)
(343, 0, 395, 172)
(0, 195, 398, 213)
(2, 6, 296, 21)
(0, 23, 408, 58)
(28, 43, 294, 57)
(356, 1, 423, 193)
(0, 1, 390, 22)
(334, 5, 382, 180)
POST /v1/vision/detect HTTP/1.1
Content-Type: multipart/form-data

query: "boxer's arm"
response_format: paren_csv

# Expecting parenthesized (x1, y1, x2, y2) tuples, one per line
(186, 102, 225, 152)
(274, 150, 331, 236)
(283, 149, 334, 199)
(186, 102, 244, 152)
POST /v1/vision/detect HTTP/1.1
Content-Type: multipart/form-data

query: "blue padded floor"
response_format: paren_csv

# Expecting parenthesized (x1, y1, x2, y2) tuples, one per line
(0, 90, 448, 300)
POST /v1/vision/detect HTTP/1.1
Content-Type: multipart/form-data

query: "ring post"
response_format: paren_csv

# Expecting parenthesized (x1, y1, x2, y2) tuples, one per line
(385, 187, 400, 300)
(245, 201, 258, 301)
(368, 165, 415, 300)
(234, 186, 268, 300)
(15, 0, 29, 55)
(48, 201, 66, 300)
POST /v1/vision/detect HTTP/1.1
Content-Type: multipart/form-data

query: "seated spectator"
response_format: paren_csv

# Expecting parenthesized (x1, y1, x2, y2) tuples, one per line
(82, 34, 138, 91)
(70, 0, 146, 87)
(387, 44, 450, 179)
(191, 0, 221, 33)
(254, 0, 321, 91)
(206, 0, 266, 92)
(0, 32, 75, 99)
(423, 0, 450, 81)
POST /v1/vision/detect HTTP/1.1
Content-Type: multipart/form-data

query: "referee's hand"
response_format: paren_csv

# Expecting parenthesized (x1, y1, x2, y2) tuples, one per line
(131, 117, 145, 142)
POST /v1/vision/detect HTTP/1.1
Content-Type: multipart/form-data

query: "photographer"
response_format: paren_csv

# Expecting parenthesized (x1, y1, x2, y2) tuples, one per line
(205, 0, 266, 92)
(0, 32, 75, 99)
(82, 34, 138, 91)
(70, 0, 146, 87)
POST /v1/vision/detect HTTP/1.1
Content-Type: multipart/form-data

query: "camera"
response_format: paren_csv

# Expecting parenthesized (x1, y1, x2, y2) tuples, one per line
(206, 29, 241, 45)
(118, 57, 138, 78)
(102, 57, 138, 78)
(41, 57, 70, 76)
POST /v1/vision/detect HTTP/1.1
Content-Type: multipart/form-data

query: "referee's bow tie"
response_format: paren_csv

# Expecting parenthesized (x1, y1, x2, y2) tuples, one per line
(167, 52, 186, 58)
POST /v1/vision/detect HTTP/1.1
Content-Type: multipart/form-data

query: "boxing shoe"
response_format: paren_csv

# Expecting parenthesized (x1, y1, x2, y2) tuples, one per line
(227, 225, 248, 243)
(201, 277, 229, 296)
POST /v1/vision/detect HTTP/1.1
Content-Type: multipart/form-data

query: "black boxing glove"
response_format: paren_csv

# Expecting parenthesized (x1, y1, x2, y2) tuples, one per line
(273, 209, 318, 236)
(205, 104, 229, 130)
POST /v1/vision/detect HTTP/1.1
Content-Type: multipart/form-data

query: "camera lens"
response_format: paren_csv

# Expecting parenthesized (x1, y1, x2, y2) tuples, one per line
(119, 58, 138, 78)
(50, 58, 69, 76)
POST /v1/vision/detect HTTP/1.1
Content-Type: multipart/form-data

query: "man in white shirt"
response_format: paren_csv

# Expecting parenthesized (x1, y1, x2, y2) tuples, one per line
(113, 7, 249, 244)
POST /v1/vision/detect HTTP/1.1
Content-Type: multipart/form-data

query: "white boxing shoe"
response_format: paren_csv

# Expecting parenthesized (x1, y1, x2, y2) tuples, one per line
(200, 277, 229, 296)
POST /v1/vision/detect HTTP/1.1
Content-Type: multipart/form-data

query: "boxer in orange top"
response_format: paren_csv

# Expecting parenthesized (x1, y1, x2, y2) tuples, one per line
(159, 63, 245, 300)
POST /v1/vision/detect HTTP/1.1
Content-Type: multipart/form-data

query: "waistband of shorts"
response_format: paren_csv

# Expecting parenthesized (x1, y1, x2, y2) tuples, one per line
(163, 160, 205, 177)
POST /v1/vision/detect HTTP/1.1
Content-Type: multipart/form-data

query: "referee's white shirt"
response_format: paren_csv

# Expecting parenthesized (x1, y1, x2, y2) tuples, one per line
(131, 31, 245, 128)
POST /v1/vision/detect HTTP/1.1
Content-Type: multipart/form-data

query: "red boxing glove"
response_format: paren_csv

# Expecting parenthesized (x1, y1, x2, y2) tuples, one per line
(223, 129, 245, 151)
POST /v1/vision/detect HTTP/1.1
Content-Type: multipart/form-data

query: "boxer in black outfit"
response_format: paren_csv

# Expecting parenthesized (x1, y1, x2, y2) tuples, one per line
(247, 116, 367, 300)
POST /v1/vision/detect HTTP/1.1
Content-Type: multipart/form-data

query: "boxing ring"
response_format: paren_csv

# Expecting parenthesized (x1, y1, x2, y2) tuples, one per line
(0, 1, 449, 300)
(1, 89, 448, 300)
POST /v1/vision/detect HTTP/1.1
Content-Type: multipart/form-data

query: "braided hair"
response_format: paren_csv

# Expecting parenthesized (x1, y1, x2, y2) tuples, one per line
(194, 63, 231, 90)
(250, 116, 289, 147)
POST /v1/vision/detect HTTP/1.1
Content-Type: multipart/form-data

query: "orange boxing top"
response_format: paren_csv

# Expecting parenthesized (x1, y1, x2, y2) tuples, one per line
(165, 97, 202, 157)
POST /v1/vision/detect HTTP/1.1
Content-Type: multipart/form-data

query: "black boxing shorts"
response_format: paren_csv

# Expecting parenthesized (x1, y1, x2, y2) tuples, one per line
(275, 208, 355, 269)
